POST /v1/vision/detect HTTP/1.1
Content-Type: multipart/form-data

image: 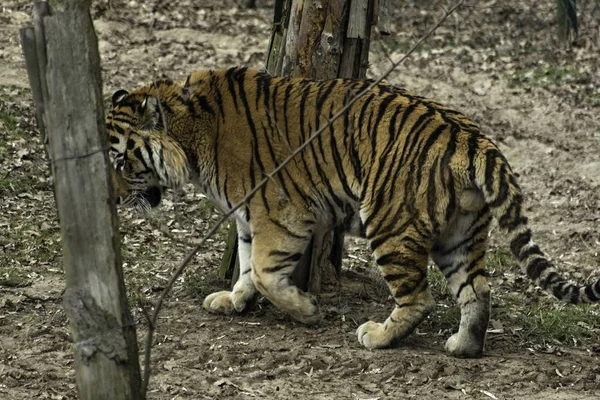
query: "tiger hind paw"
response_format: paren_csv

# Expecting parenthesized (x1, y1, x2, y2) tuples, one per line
(445, 333, 484, 358)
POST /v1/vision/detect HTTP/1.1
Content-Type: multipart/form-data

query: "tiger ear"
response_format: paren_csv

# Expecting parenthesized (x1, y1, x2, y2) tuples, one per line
(111, 89, 129, 107)
(140, 95, 162, 131)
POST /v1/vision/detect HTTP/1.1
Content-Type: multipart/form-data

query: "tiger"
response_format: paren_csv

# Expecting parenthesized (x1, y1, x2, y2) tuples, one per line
(106, 66, 600, 358)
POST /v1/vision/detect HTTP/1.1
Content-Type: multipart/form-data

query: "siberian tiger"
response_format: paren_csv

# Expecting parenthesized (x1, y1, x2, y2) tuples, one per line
(106, 67, 600, 358)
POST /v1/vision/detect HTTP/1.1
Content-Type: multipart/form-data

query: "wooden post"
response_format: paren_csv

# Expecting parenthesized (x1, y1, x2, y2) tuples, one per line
(20, 1, 142, 399)
(376, 0, 392, 36)
(222, 0, 378, 294)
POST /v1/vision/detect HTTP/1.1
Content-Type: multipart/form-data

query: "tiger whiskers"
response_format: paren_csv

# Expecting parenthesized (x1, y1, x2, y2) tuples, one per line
(123, 190, 152, 213)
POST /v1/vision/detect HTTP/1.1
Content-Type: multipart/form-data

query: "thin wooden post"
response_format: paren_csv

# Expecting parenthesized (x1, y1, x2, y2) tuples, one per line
(20, 1, 142, 399)
(375, 0, 392, 36)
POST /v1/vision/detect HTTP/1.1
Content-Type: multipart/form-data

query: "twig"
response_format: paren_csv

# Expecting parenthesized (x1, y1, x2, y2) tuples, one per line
(139, 0, 467, 395)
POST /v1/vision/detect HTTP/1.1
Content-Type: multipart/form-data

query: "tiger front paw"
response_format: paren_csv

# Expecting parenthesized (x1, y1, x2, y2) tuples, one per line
(356, 320, 393, 349)
(203, 290, 251, 315)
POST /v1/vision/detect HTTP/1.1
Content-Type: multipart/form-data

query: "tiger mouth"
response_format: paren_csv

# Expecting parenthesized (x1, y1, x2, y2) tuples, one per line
(141, 186, 163, 208)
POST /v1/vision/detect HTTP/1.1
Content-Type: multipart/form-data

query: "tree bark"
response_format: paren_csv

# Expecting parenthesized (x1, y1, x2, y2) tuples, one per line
(222, 0, 376, 294)
(20, 1, 142, 398)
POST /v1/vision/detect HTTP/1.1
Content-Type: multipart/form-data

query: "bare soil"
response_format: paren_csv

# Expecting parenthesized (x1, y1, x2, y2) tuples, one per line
(1, 1, 600, 399)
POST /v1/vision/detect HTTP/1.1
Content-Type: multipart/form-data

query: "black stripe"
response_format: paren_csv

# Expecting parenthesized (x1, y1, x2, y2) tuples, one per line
(552, 281, 569, 300)
(498, 194, 526, 231)
(383, 272, 409, 282)
(357, 94, 375, 139)
(552, 281, 570, 300)
(440, 124, 458, 221)
(133, 147, 149, 171)
(270, 80, 280, 129)
(316, 80, 337, 114)
(240, 235, 252, 243)
(369, 94, 397, 152)
(225, 68, 239, 112)
(584, 284, 599, 302)
(110, 114, 138, 125)
(214, 128, 221, 196)
(348, 113, 363, 183)
(403, 236, 428, 255)
(376, 252, 419, 267)
(283, 83, 293, 147)
(210, 74, 225, 122)
(309, 136, 345, 210)
(158, 147, 167, 182)
(271, 219, 310, 240)
(368, 219, 413, 252)
(299, 83, 312, 143)
(456, 269, 486, 299)
(235, 68, 269, 212)
(526, 257, 551, 280)
(328, 105, 358, 202)
(261, 122, 291, 199)
(406, 124, 447, 217)
(540, 271, 560, 290)
(426, 156, 440, 232)
(397, 108, 436, 168)
(444, 253, 484, 279)
(510, 229, 532, 257)
(444, 170, 457, 222)
(517, 245, 543, 262)
(268, 250, 303, 263)
(222, 175, 232, 209)
(467, 132, 479, 182)
(438, 216, 491, 256)
(484, 149, 503, 194)
(194, 95, 215, 116)
(488, 163, 509, 208)
(366, 104, 404, 207)
(263, 264, 293, 274)
(383, 104, 420, 205)
(261, 72, 272, 111)
(108, 123, 125, 136)
(283, 169, 318, 208)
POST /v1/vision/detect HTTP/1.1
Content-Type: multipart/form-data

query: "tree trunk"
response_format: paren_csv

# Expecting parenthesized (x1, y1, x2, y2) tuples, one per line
(20, 1, 142, 398)
(221, 0, 375, 294)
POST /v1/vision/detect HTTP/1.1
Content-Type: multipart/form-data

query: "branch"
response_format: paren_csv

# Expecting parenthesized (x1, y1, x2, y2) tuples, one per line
(139, 0, 467, 395)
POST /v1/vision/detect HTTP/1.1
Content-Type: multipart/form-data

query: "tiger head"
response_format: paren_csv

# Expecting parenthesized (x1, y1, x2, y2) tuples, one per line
(106, 86, 190, 210)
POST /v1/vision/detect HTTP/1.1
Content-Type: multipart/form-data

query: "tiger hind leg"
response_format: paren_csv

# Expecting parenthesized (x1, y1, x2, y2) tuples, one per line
(357, 225, 435, 349)
(431, 208, 492, 358)
(204, 223, 257, 315)
(250, 223, 321, 324)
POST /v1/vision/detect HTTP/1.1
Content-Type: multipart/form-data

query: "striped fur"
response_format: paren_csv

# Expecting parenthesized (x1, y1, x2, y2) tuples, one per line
(106, 67, 599, 357)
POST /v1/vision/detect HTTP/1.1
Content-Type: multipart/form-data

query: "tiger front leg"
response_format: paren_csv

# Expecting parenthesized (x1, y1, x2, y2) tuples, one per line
(203, 223, 257, 315)
(358, 231, 435, 349)
(250, 225, 321, 324)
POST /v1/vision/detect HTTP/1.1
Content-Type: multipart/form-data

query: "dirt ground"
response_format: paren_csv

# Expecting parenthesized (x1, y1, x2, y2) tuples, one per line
(1, 0, 600, 399)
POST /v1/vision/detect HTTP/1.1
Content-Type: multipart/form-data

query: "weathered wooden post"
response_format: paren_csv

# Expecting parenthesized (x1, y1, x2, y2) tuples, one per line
(20, 1, 142, 399)
(222, 0, 381, 294)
